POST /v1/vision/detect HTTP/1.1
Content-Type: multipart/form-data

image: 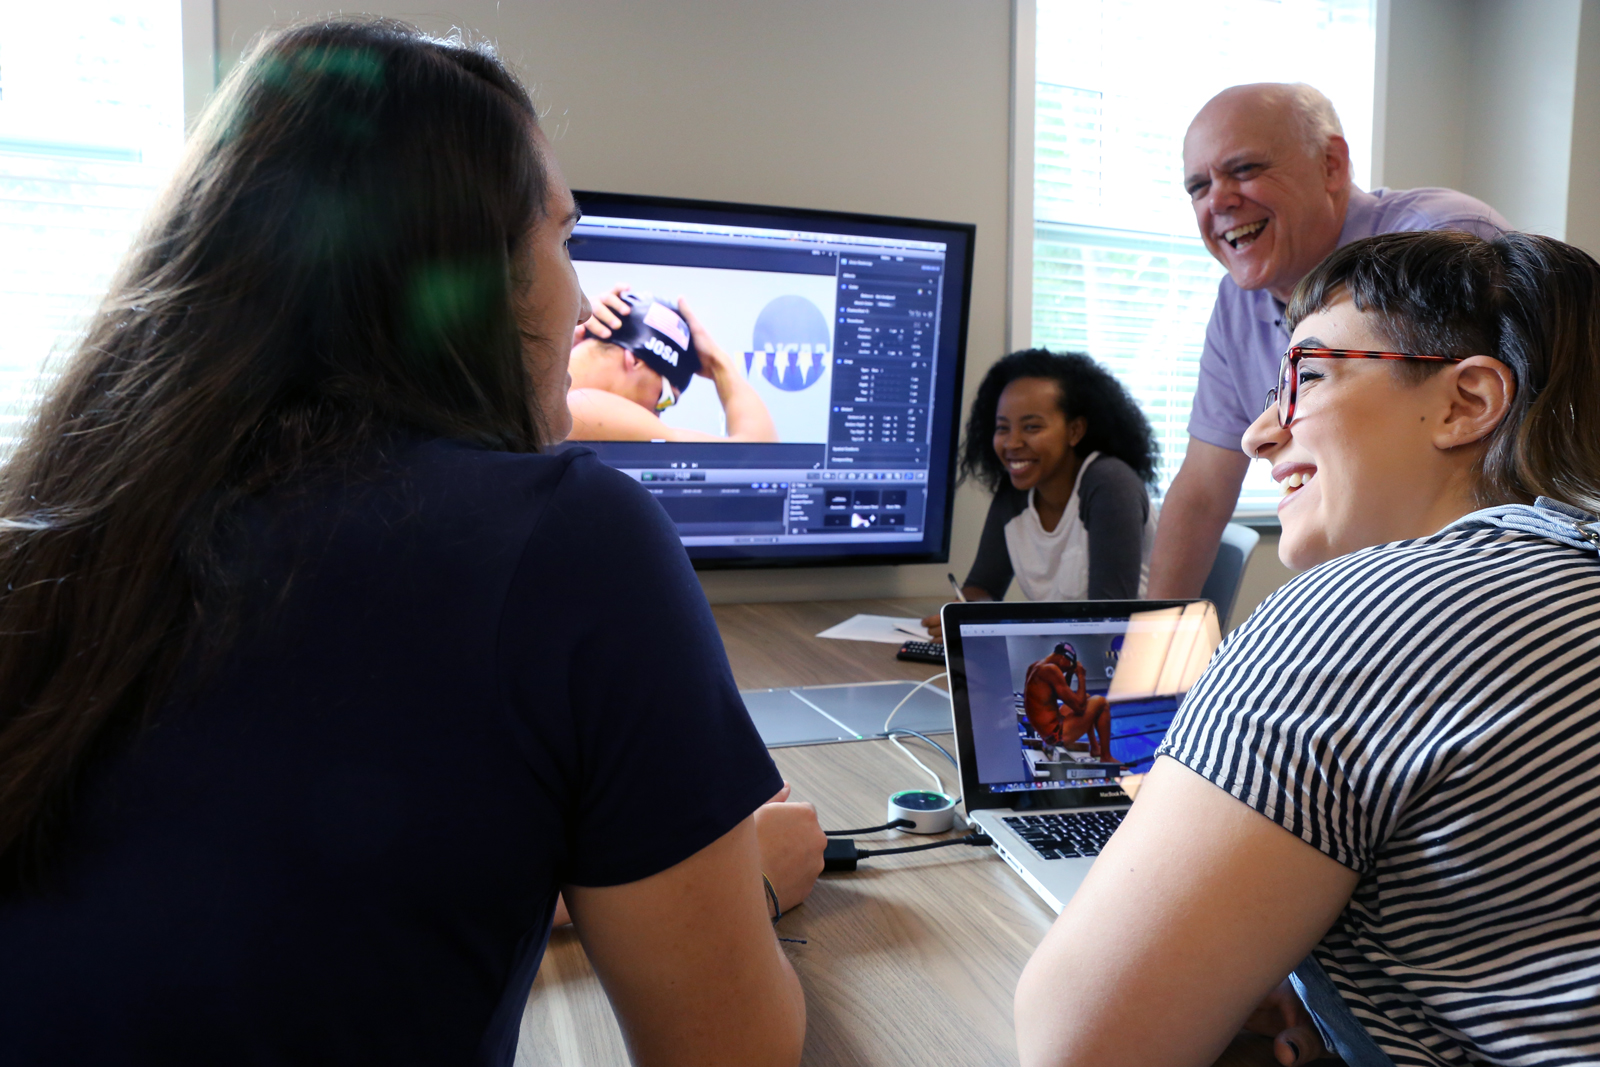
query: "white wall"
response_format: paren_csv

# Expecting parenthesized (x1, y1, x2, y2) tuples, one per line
(1462, 0, 1580, 238)
(1380, 0, 1598, 252)
(1567, 0, 1600, 253)
(215, 0, 1013, 605)
(1379, 0, 1472, 192)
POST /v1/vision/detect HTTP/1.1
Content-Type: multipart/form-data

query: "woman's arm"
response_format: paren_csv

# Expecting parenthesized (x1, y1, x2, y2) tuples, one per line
(1079, 458, 1149, 600)
(1014, 756, 1359, 1067)
(923, 492, 1018, 640)
(552, 783, 825, 926)
(568, 814, 805, 1067)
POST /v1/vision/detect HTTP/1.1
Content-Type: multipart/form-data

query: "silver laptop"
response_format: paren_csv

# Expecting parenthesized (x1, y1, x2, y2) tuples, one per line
(941, 598, 1220, 913)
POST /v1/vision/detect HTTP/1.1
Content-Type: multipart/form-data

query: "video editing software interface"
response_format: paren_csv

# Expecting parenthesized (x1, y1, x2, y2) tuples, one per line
(957, 605, 1219, 796)
(567, 194, 971, 564)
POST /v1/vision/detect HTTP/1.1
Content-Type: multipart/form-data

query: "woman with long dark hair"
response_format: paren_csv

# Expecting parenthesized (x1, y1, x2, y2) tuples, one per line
(923, 350, 1158, 640)
(0, 20, 809, 1065)
(1016, 230, 1600, 1066)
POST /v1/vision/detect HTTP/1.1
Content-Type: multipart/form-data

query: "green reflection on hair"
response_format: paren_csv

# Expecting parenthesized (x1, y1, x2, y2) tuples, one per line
(405, 261, 505, 350)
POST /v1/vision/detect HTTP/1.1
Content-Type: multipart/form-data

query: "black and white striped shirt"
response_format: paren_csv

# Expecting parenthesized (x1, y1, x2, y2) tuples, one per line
(1159, 501, 1600, 1067)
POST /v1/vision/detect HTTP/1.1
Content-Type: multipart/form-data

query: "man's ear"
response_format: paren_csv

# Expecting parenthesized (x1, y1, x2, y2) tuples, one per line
(1436, 356, 1516, 450)
(1323, 135, 1350, 190)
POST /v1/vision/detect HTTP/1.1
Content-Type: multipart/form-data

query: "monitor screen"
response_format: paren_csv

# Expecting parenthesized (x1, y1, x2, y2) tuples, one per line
(563, 191, 974, 568)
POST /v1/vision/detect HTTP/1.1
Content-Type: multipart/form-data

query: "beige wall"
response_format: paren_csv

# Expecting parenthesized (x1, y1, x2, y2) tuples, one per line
(212, 2, 1306, 621)
(215, 0, 1014, 605)
(1379, 0, 1600, 257)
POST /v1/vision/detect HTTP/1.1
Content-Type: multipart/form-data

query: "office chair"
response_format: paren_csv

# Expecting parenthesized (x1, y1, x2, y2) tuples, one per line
(1199, 522, 1260, 630)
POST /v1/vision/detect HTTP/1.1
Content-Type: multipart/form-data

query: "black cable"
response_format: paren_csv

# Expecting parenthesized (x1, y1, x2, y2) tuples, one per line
(856, 832, 992, 859)
(825, 818, 914, 837)
(824, 832, 993, 871)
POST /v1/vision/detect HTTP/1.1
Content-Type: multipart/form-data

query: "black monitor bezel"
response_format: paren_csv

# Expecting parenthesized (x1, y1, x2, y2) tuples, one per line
(569, 189, 975, 571)
(940, 598, 1207, 812)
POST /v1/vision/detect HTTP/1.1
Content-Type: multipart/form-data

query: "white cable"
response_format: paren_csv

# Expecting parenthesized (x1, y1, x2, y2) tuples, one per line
(883, 672, 950, 793)
(883, 671, 948, 733)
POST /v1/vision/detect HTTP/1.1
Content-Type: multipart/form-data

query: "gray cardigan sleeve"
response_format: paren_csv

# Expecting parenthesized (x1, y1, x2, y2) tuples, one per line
(964, 488, 1026, 600)
(1077, 458, 1150, 600)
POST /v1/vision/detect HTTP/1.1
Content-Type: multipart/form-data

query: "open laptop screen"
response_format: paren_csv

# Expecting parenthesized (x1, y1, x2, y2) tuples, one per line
(943, 601, 1219, 812)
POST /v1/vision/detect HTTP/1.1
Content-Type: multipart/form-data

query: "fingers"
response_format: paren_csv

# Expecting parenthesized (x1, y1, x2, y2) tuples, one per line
(675, 295, 712, 347)
(753, 798, 827, 912)
(675, 294, 701, 329)
(674, 296, 729, 380)
(582, 285, 631, 339)
(767, 781, 793, 804)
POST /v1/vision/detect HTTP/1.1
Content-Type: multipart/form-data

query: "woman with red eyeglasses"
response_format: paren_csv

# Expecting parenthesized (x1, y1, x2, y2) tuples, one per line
(1015, 229, 1600, 1067)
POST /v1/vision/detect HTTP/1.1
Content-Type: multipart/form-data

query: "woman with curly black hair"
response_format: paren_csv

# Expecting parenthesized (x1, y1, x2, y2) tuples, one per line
(924, 350, 1158, 639)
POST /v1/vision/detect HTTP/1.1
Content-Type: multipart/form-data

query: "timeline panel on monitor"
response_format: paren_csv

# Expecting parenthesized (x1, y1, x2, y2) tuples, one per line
(566, 192, 973, 569)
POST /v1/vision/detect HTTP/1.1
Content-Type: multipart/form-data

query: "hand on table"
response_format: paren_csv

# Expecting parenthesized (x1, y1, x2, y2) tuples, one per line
(922, 586, 991, 642)
(753, 782, 826, 915)
(1241, 978, 1332, 1065)
(550, 783, 825, 931)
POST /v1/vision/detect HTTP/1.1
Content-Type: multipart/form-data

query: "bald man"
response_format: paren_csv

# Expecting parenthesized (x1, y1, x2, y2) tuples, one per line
(1146, 83, 1510, 598)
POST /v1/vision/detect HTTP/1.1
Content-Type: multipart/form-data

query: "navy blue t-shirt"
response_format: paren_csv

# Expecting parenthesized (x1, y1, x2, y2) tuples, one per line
(0, 439, 781, 1066)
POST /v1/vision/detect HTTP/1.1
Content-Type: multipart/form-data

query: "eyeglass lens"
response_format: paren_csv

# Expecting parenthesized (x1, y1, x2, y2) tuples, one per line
(1277, 352, 1293, 426)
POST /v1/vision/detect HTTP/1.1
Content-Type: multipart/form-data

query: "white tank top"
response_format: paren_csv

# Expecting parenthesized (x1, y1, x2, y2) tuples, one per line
(1002, 452, 1157, 601)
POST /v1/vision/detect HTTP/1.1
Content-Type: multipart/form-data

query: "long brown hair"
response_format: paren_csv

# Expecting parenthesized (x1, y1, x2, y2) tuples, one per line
(1288, 229, 1600, 513)
(0, 18, 549, 889)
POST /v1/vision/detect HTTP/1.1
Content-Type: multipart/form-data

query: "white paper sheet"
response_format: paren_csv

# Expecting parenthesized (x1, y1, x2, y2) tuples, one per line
(815, 614, 931, 644)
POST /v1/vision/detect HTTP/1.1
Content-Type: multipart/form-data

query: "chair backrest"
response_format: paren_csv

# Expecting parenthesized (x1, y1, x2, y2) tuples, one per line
(1199, 522, 1261, 630)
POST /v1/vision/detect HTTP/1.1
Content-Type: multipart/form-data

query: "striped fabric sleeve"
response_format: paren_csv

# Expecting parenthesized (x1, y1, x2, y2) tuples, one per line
(1157, 523, 1600, 1066)
(1158, 526, 1600, 874)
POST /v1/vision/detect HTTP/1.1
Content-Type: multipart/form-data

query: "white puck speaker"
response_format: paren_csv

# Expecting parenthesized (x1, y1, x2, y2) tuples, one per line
(888, 789, 957, 834)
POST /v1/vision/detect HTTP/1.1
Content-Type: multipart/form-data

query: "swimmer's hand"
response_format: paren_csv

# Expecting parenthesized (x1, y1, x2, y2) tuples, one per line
(1242, 979, 1333, 1065)
(675, 296, 779, 442)
(674, 296, 733, 380)
(579, 284, 632, 341)
(753, 782, 826, 916)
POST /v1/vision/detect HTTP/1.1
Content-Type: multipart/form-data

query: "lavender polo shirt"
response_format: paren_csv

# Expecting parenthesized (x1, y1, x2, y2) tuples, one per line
(1187, 186, 1511, 451)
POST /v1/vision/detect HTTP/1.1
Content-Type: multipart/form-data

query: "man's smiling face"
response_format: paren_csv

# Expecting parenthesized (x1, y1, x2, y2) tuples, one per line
(1182, 86, 1350, 302)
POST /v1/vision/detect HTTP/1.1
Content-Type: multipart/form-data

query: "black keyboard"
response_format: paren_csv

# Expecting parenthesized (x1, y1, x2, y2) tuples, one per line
(896, 640, 945, 664)
(1002, 810, 1125, 860)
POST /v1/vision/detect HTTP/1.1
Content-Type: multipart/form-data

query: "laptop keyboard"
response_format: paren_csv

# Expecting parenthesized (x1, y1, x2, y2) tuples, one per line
(1002, 810, 1125, 860)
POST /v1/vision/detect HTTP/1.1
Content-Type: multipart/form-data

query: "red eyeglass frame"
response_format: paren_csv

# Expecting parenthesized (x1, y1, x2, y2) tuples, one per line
(1266, 346, 1466, 427)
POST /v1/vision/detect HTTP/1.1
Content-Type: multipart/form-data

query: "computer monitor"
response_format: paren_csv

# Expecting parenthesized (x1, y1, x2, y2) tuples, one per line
(565, 190, 975, 569)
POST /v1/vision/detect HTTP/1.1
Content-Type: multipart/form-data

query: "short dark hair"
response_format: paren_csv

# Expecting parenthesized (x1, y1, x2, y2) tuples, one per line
(959, 349, 1158, 493)
(1287, 229, 1600, 513)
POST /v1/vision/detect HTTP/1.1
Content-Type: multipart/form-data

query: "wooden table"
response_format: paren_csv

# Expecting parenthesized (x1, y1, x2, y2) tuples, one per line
(515, 598, 1268, 1067)
(709, 596, 949, 689)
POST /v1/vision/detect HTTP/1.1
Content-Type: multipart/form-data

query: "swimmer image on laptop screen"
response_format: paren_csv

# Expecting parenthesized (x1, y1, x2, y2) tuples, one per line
(943, 599, 1219, 911)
